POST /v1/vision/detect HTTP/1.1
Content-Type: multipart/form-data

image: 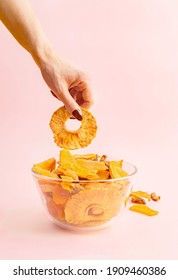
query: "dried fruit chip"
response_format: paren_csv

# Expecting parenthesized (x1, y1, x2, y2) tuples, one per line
(46, 197, 65, 221)
(130, 191, 151, 201)
(65, 188, 122, 225)
(74, 153, 99, 160)
(131, 196, 146, 205)
(96, 170, 110, 180)
(59, 149, 98, 179)
(32, 158, 58, 178)
(38, 180, 71, 204)
(151, 192, 160, 202)
(109, 161, 127, 178)
(129, 204, 158, 216)
(76, 159, 107, 171)
(33, 158, 56, 171)
(60, 175, 74, 192)
(33, 167, 59, 178)
(52, 185, 71, 205)
(49, 106, 97, 149)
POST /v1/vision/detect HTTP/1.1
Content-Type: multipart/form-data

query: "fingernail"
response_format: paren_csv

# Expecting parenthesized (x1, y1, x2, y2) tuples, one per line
(50, 90, 57, 99)
(72, 109, 83, 121)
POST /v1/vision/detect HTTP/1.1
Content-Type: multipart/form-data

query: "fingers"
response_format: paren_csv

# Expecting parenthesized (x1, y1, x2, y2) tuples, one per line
(69, 83, 94, 109)
(51, 89, 83, 121)
(50, 71, 93, 120)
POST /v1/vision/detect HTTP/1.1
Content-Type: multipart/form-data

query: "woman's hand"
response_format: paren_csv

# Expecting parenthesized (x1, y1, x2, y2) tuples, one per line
(39, 51, 94, 120)
(0, 0, 94, 120)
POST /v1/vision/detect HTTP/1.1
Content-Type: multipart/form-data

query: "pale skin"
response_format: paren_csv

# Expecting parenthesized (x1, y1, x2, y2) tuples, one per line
(0, 0, 94, 120)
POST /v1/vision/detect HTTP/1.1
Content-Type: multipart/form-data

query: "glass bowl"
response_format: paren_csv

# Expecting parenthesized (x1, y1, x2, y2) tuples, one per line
(32, 161, 137, 231)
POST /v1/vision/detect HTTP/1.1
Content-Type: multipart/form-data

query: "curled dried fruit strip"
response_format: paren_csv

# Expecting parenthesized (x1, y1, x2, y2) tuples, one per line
(129, 204, 158, 216)
(49, 106, 97, 149)
(130, 191, 151, 201)
(151, 192, 160, 202)
(131, 197, 146, 205)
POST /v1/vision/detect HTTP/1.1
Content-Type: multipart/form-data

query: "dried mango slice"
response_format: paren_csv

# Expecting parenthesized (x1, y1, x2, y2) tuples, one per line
(130, 191, 151, 201)
(49, 106, 97, 149)
(33, 166, 59, 178)
(38, 180, 71, 204)
(59, 149, 98, 179)
(76, 159, 108, 171)
(32, 158, 58, 178)
(33, 158, 56, 171)
(60, 175, 74, 192)
(62, 169, 78, 180)
(52, 185, 71, 205)
(60, 148, 76, 169)
(109, 161, 128, 178)
(96, 170, 110, 180)
(46, 197, 65, 221)
(131, 197, 146, 205)
(74, 154, 99, 160)
(65, 188, 122, 225)
(129, 205, 158, 216)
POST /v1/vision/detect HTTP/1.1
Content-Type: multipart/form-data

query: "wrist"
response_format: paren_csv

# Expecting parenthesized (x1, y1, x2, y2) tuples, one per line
(30, 39, 55, 68)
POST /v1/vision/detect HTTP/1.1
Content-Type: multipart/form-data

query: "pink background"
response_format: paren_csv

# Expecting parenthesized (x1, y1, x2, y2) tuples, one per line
(0, 0, 178, 259)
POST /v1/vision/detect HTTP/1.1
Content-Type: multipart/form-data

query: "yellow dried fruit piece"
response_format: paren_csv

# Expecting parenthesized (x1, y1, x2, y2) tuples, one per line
(96, 170, 110, 180)
(38, 180, 71, 204)
(74, 154, 99, 160)
(62, 169, 79, 181)
(60, 175, 74, 192)
(76, 159, 108, 171)
(131, 196, 146, 205)
(52, 169, 63, 176)
(129, 205, 158, 216)
(65, 188, 122, 225)
(52, 185, 71, 205)
(109, 161, 128, 179)
(130, 191, 151, 201)
(33, 158, 56, 171)
(60, 149, 76, 169)
(49, 106, 97, 149)
(59, 149, 98, 179)
(32, 166, 59, 178)
(32, 158, 58, 178)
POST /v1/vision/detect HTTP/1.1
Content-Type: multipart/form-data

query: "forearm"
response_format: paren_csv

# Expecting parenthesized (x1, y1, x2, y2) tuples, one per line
(0, 0, 53, 67)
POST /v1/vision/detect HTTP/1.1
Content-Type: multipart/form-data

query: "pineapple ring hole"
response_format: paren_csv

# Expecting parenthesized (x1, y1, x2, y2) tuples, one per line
(87, 205, 105, 216)
(65, 118, 82, 132)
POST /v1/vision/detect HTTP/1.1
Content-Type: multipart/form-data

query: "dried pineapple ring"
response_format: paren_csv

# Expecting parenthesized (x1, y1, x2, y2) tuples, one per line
(49, 106, 97, 150)
(65, 188, 122, 225)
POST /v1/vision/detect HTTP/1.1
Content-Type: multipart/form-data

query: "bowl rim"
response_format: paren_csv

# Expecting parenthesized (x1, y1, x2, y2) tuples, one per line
(31, 161, 137, 183)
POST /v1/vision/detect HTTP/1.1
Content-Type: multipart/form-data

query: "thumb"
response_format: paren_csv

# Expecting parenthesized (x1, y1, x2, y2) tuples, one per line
(57, 88, 83, 121)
